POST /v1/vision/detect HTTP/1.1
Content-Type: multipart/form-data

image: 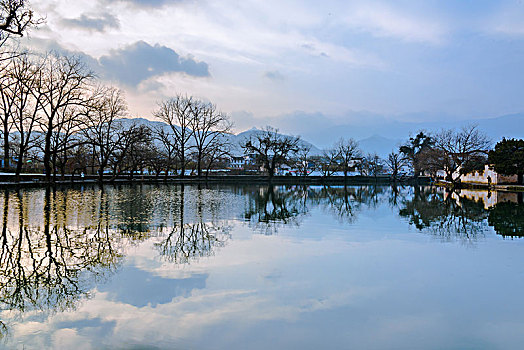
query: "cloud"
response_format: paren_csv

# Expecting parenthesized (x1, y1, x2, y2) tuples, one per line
(101, 0, 180, 8)
(345, 3, 447, 44)
(61, 13, 120, 32)
(230, 110, 259, 132)
(98, 41, 210, 86)
(263, 70, 285, 81)
(24, 38, 209, 88)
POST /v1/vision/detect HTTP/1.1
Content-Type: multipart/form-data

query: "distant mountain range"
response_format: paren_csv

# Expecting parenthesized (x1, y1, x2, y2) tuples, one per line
(300, 113, 523, 151)
(293, 112, 523, 157)
(229, 127, 323, 156)
(119, 119, 323, 157)
(123, 112, 524, 159)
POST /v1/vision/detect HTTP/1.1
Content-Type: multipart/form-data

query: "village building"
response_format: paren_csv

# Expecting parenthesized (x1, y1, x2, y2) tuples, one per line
(435, 164, 520, 185)
(459, 165, 518, 185)
(227, 154, 256, 170)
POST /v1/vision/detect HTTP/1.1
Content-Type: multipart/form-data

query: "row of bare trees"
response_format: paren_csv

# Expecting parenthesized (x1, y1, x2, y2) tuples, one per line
(269, 124, 491, 184)
(1, 3, 233, 182)
(0, 48, 234, 182)
(240, 128, 388, 180)
(299, 138, 384, 179)
(0, 52, 95, 181)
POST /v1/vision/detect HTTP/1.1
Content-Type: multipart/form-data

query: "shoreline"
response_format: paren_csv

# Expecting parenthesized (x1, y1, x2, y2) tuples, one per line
(434, 180, 524, 192)
(0, 174, 431, 189)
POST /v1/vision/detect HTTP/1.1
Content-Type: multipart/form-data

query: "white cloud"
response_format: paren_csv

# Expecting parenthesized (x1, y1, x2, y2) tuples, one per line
(26, 0, 524, 124)
(344, 2, 448, 45)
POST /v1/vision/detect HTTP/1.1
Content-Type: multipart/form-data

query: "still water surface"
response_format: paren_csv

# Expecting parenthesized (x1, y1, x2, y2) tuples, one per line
(0, 184, 524, 349)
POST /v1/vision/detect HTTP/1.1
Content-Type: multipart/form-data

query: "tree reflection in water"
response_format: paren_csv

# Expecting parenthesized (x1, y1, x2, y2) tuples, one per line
(0, 184, 236, 338)
(398, 186, 489, 242)
(0, 187, 124, 339)
(316, 185, 388, 224)
(488, 196, 524, 239)
(316, 186, 360, 224)
(155, 185, 232, 264)
(0, 183, 522, 342)
(241, 185, 389, 232)
(242, 185, 310, 235)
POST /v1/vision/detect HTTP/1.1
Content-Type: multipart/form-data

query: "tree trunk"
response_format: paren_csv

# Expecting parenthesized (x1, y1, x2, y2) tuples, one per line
(44, 130, 52, 182)
(2, 123, 9, 171)
(52, 152, 58, 183)
(15, 158, 23, 182)
(98, 164, 105, 183)
(180, 147, 185, 178)
(61, 154, 67, 180)
(197, 151, 202, 178)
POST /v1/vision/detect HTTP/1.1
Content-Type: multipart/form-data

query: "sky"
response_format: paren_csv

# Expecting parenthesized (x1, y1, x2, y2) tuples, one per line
(19, 0, 524, 137)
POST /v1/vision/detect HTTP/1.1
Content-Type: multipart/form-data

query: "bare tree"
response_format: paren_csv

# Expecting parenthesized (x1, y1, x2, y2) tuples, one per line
(51, 106, 88, 179)
(113, 123, 152, 179)
(9, 52, 43, 178)
(0, 54, 15, 169)
(360, 152, 383, 178)
(202, 132, 231, 176)
(81, 86, 127, 182)
(189, 100, 232, 177)
(317, 148, 340, 177)
(242, 126, 300, 179)
(429, 125, 491, 185)
(295, 145, 312, 177)
(154, 95, 194, 177)
(32, 53, 94, 181)
(336, 138, 361, 180)
(386, 151, 408, 181)
(0, 0, 41, 47)
(153, 125, 181, 178)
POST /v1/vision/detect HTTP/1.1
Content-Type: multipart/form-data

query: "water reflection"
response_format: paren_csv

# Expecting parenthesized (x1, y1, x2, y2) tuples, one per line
(0, 188, 124, 340)
(489, 201, 524, 238)
(0, 184, 522, 348)
(240, 185, 392, 232)
(242, 186, 309, 235)
(0, 185, 235, 339)
(315, 185, 389, 223)
(155, 185, 232, 264)
(398, 187, 490, 242)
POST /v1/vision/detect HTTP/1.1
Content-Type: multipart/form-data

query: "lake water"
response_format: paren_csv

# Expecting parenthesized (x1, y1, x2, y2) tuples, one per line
(0, 184, 523, 349)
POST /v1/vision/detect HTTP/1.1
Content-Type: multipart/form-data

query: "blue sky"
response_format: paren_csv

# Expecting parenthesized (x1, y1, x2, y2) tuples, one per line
(24, 0, 524, 134)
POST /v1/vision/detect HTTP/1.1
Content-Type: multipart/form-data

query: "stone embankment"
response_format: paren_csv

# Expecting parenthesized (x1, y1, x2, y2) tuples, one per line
(0, 173, 431, 188)
(435, 180, 524, 192)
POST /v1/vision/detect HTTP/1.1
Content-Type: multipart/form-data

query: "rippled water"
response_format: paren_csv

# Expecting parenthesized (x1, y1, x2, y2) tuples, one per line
(0, 184, 523, 349)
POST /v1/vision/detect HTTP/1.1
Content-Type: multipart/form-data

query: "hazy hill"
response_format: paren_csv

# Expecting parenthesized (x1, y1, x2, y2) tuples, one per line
(301, 113, 524, 148)
(116, 113, 524, 158)
(117, 119, 323, 156)
(228, 127, 323, 156)
(357, 135, 401, 158)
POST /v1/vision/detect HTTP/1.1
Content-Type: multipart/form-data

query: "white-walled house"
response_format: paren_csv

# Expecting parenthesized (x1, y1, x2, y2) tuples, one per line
(228, 155, 256, 170)
(435, 165, 518, 185)
(460, 165, 518, 185)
